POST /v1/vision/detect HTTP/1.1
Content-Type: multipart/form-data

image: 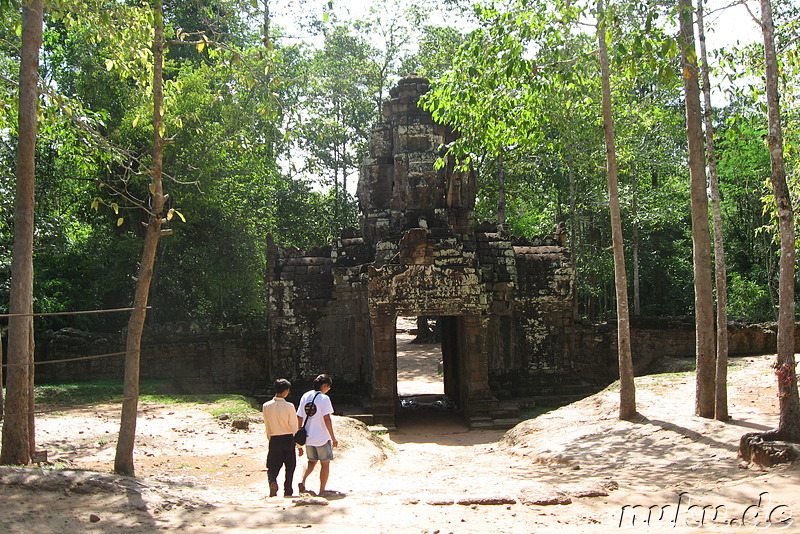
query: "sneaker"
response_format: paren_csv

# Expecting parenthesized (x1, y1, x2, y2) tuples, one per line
(269, 482, 278, 497)
(284, 493, 294, 498)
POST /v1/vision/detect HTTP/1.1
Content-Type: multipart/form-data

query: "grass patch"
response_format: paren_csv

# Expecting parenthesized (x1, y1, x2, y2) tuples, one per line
(34, 380, 260, 419)
(202, 396, 259, 419)
(34, 379, 161, 405)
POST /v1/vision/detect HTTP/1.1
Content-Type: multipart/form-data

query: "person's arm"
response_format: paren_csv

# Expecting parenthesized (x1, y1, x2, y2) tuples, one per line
(262, 406, 271, 438)
(323, 414, 338, 447)
(292, 408, 304, 456)
(296, 394, 305, 425)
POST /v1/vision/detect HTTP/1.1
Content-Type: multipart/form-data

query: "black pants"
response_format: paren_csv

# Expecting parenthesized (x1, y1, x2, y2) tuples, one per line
(266, 434, 296, 495)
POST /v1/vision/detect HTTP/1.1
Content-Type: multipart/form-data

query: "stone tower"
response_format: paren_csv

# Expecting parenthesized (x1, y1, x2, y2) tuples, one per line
(266, 75, 576, 428)
(358, 75, 475, 245)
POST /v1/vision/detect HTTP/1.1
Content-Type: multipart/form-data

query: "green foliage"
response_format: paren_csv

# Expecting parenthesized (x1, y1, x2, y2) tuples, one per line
(727, 272, 774, 322)
(294, 23, 379, 238)
(1, 1, 359, 330)
(713, 1, 800, 322)
(420, 0, 697, 319)
(400, 25, 467, 80)
(0, 0, 794, 332)
(715, 108, 780, 319)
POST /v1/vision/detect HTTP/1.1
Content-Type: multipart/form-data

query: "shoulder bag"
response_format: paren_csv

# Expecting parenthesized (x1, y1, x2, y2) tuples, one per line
(293, 391, 321, 445)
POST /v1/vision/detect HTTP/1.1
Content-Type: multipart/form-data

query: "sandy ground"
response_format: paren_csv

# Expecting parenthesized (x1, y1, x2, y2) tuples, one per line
(1, 335, 799, 533)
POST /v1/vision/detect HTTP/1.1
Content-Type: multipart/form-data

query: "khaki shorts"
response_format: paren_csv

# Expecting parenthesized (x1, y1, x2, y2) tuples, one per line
(306, 441, 334, 461)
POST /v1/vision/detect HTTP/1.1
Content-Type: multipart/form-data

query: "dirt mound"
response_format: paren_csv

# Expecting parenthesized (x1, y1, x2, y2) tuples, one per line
(0, 466, 143, 494)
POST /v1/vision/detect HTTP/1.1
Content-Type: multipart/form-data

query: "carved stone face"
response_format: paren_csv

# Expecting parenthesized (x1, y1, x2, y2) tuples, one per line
(398, 228, 434, 266)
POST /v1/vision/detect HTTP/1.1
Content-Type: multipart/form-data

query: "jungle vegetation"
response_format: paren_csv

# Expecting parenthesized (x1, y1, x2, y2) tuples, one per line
(0, 0, 797, 332)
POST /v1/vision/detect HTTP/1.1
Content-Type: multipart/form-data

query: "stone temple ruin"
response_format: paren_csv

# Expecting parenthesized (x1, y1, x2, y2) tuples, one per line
(266, 75, 576, 428)
(32, 76, 785, 425)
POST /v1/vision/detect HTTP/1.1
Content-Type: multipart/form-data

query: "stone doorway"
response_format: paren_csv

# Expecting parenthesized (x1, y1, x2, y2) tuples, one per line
(395, 316, 460, 420)
(396, 316, 444, 397)
(369, 310, 496, 429)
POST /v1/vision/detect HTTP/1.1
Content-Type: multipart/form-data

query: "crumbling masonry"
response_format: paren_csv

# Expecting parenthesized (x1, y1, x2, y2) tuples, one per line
(266, 75, 576, 428)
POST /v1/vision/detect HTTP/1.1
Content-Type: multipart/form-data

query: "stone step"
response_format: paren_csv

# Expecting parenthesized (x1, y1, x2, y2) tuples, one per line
(516, 383, 599, 396)
(468, 417, 497, 430)
(368, 424, 394, 433)
(345, 413, 375, 425)
(468, 416, 523, 431)
(495, 401, 522, 418)
(525, 393, 593, 406)
(491, 417, 523, 429)
(370, 413, 397, 429)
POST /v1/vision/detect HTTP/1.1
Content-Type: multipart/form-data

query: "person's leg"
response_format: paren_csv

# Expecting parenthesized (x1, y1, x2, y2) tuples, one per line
(318, 461, 330, 494)
(315, 440, 334, 494)
(301, 460, 317, 490)
(266, 441, 281, 497)
(283, 441, 296, 496)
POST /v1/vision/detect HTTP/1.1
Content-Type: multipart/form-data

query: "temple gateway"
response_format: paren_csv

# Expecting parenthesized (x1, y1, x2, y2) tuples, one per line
(266, 75, 576, 428)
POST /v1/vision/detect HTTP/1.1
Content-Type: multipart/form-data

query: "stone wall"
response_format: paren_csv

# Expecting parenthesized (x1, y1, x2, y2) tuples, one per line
(33, 326, 268, 395)
(265, 246, 372, 401)
(28, 321, 793, 399)
(572, 318, 792, 385)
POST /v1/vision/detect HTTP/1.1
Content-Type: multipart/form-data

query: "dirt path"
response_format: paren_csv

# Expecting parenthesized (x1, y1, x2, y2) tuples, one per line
(1, 354, 798, 533)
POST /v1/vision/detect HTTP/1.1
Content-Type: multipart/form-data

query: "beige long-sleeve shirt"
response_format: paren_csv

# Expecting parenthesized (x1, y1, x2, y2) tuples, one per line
(262, 396, 297, 438)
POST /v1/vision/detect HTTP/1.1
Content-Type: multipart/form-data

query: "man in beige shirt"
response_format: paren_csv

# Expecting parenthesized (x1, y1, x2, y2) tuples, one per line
(262, 378, 303, 497)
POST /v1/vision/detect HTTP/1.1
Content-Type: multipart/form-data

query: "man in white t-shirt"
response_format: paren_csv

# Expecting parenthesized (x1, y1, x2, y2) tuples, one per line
(296, 373, 338, 496)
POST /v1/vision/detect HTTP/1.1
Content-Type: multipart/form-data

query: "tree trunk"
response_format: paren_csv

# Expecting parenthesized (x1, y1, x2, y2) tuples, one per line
(1, 334, 4, 419)
(114, 0, 167, 476)
(759, 0, 800, 442)
(697, 0, 729, 421)
(678, 0, 715, 419)
(0, 0, 43, 467)
(567, 151, 579, 321)
(262, 0, 271, 49)
(497, 150, 506, 228)
(632, 173, 640, 316)
(597, 0, 635, 420)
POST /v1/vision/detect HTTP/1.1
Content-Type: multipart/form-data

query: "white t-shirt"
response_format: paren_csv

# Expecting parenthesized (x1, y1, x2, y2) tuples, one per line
(296, 390, 334, 447)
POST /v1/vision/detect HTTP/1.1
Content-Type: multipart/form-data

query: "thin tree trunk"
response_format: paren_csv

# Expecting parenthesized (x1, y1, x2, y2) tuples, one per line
(679, 0, 715, 419)
(632, 173, 640, 316)
(413, 316, 433, 343)
(697, 0, 729, 421)
(597, 0, 635, 420)
(333, 147, 340, 232)
(27, 325, 34, 456)
(567, 151, 579, 321)
(114, 0, 167, 475)
(0, 0, 43, 467)
(759, 0, 800, 441)
(1, 335, 4, 419)
(262, 0, 270, 49)
(497, 150, 506, 228)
